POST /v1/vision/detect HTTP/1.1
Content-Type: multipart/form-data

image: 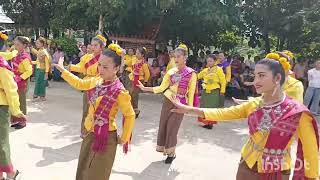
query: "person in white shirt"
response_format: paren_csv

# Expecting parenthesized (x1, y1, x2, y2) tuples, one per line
(304, 60, 320, 115)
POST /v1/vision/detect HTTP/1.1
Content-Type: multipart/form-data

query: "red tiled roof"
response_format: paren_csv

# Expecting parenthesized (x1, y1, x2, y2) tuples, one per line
(109, 18, 161, 44)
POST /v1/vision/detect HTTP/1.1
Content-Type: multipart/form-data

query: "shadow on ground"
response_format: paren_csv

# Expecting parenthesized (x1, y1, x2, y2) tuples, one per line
(112, 161, 179, 180)
(28, 142, 81, 167)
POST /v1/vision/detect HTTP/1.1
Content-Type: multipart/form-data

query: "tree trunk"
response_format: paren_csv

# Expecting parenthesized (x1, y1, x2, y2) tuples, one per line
(31, 6, 41, 37)
(279, 35, 285, 51)
(84, 31, 89, 45)
(53, 29, 59, 39)
(276, 36, 280, 51)
(263, 32, 271, 53)
(44, 28, 48, 38)
(98, 15, 104, 33)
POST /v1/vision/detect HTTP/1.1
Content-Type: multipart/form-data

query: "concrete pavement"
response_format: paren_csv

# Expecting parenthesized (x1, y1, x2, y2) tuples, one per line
(9, 81, 313, 180)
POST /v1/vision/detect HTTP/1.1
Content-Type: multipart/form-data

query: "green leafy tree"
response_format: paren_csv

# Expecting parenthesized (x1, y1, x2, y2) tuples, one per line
(0, 0, 46, 34)
(52, 37, 78, 56)
(240, 0, 313, 53)
(160, 0, 236, 53)
(216, 30, 241, 53)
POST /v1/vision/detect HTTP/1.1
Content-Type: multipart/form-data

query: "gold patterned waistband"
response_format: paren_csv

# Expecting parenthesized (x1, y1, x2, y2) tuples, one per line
(248, 138, 290, 155)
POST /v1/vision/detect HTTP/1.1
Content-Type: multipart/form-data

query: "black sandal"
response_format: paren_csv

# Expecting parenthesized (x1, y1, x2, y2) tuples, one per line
(7, 170, 20, 180)
(14, 124, 26, 130)
(165, 155, 176, 164)
(202, 124, 213, 129)
(135, 110, 140, 119)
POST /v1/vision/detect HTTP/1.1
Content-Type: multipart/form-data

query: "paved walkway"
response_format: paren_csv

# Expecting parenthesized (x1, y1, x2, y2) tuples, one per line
(10, 81, 318, 180)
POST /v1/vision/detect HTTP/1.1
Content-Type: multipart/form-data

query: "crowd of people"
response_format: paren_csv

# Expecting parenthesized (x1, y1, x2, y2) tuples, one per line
(0, 33, 319, 180)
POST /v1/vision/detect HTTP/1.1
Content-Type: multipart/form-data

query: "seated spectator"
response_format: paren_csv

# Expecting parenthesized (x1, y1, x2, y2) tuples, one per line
(70, 53, 80, 76)
(52, 46, 64, 81)
(231, 55, 243, 75)
(226, 76, 242, 99)
(293, 59, 307, 86)
(192, 62, 203, 73)
(149, 59, 161, 86)
(240, 66, 255, 99)
(78, 45, 87, 58)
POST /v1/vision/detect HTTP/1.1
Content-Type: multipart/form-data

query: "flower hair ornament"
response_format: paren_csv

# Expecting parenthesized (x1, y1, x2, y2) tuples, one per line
(0, 32, 8, 41)
(96, 34, 107, 47)
(107, 43, 123, 56)
(265, 52, 291, 72)
(282, 50, 294, 60)
(178, 43, 188, 51)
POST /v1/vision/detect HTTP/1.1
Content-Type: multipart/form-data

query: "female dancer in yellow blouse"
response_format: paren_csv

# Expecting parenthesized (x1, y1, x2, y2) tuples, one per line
(11, 37, 33, 129)
(122, 48, 136, 89)
(129, 47, 150, 118)
(0, 36, 33, 129)
(69, 35, 106, 137)
(0, 56, 26, 180)
(30, 37, 50, 101)
(198, 54, 226, 129)
(171, 58, 319, 180)
(54, 45, 135, 180)
(166, 50, 176, 72)
(137, 44, 197, 164)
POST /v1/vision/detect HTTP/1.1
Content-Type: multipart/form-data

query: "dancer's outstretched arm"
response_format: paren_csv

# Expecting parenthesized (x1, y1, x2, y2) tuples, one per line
(171, 96, 253, 122)
(137, 71, 170, 93)
(170, 97, 205, 118)
(54, 57, 98, 91)
(137, 80, 154, 92)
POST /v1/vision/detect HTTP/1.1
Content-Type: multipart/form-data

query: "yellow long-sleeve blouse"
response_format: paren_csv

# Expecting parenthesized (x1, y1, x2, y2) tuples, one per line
(129, 60, 150, 83)
(283, 76, 304, 103)
(166, 58, 176, 72)
(124, 55, 137, 72)
(225, 65, 231, 82)
(61, 70, 135, 142)
(153, 67, 197, 106)
(69, 53, 99, 78)
(198, 66, 226, 94)
(0, 50, 33, 80)
(0, 50, 18, 60)
(31, 48, 50, 73)
(0, 67, 22, 116)
(14, 59, 33, 80)
(202, 100, 319, 178)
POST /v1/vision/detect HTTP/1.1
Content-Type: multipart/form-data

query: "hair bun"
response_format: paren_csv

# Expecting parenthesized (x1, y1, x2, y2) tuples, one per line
(96, 34, 107, 46)
(107, 43, 123, 56)
(265, 53, 280, 60)
(265, 52, 291, 72)
(0, 32, 8, 41)
(282, 50, 294, 60)
(178, 43, 188, 51)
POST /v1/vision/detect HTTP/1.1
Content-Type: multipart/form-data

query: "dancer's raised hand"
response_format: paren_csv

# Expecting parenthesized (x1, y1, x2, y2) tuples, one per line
(54, 56, 65, 72)
(232, 97, 249, 105)
(170, 96, 190, 114)
(137, 80, 145, 90)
